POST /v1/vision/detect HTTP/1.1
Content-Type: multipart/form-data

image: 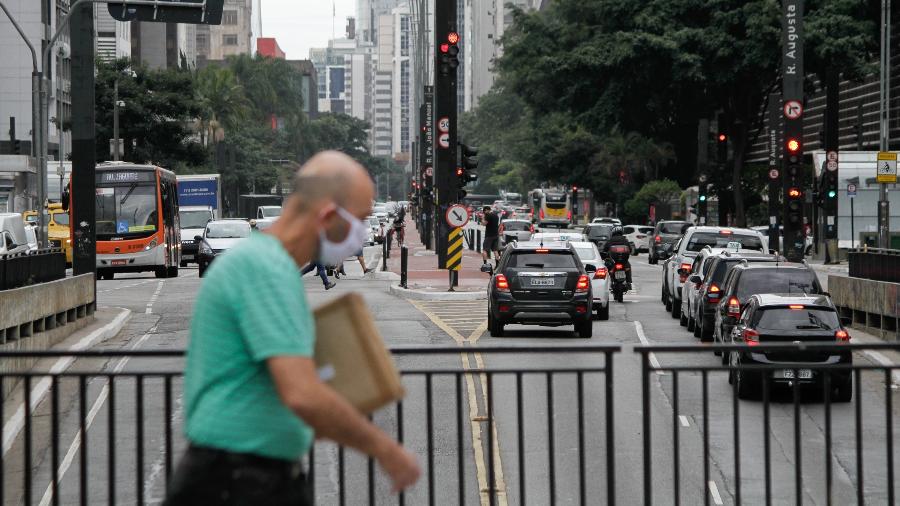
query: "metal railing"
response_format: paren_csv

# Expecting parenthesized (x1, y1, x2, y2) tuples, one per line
(0, 248, 65, 290)
(847, 247, 900, 282)
(636, 342, 899, 506)
(0, 345, 620, 506)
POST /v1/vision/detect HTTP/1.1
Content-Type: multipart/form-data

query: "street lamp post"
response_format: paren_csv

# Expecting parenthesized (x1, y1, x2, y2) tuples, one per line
(878, 0, 892, 249)
(113, 80, 120, 161)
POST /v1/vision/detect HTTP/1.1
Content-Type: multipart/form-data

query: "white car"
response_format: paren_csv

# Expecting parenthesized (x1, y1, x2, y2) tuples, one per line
(532, 231, 588, 243)
(571, 241, 610, 320)
(624, 225, 654, 253)
(366, 216, 385, 245)
(499, 219, 534, 245)
(591, 217, 622, 225)
(196, 219, 252, 277)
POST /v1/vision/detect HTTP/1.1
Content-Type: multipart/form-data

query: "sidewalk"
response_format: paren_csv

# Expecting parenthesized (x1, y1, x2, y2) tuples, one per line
(383, 219, 489, 292)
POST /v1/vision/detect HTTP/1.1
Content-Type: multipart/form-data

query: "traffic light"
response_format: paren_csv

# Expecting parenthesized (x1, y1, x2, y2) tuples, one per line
(716, 132, 728, 164)
(572, 185, 579, 212)
(439, 31, 460, 75)
(12, 139, 20, 154)
(455, 142, 478, 201)
(785, 138, 805, 231)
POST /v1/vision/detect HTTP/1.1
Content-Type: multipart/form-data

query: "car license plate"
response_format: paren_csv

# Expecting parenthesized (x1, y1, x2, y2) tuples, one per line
(782, 369, 812, 379)
(530, 278, 555, 286)
(111, 259, 126, 266)
(615, 271, 626, 280)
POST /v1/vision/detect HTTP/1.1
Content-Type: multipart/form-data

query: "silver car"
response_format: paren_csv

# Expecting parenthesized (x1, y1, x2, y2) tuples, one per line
(499, 219, 533, 245)
(571, 241, 610, 320)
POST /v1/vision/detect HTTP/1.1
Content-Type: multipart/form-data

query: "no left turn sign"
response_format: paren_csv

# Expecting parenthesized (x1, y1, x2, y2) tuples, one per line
(768, 168, 779, 180)
(783, 100, 803, 120)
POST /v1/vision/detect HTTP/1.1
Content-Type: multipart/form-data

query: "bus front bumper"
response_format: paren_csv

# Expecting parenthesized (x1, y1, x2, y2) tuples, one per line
(97, 245, 165, 271)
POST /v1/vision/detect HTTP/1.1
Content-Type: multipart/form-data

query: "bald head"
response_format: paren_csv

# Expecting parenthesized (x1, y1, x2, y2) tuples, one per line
(291, 151, 374, 218)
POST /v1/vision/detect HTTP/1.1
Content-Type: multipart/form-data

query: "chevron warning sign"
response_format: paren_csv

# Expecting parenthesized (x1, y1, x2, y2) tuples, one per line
(445, 227, 463, 270)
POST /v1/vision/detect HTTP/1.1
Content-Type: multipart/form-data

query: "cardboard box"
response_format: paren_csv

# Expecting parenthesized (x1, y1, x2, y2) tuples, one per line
(313, 293, 405, 413)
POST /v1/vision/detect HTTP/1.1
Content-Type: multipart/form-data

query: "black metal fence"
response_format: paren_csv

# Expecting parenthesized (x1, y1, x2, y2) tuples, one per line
(0, 248, 66, 290)
(847, 247, 900, 283)
(0, 345, 619, 506)
(636, 342, 898, 506)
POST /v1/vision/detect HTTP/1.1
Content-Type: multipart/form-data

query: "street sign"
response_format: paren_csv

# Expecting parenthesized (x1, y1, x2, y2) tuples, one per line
(847, 183, 857, 198)
(768, 168, 780, 180)
(876, 151, 897, 183)
(438, 133, 450, 149)
(827, 151, 838, 162)
(698, 174, 707, 183)
(445, 204, 469, 228)
(438, 117, 450, 133)
(826, 160, 837, 172)
(783, 100, 803, 119)
(108, 0, 224, 24)
(425, 166, 433, 178)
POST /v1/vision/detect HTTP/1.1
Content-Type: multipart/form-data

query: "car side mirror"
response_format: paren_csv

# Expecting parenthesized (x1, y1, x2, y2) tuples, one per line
(194, 235, 203, 243)
(480, 264, 493, 274)
(840, 316, 852, 326)
(584, 264, 597, 273)
(689, 274, 702, 284)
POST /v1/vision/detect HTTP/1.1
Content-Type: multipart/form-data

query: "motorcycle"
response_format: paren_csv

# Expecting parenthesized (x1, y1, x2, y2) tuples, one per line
(604, 245, 632, 303)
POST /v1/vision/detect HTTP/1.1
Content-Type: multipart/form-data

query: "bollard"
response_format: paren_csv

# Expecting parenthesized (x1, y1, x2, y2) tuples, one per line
(381, 238, 388, 271)
(476, 229, 482, 253)
(400, 246, 408, 288)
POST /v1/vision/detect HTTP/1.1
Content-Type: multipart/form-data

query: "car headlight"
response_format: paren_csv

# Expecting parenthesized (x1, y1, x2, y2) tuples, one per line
(199, 241, 213, 255)
(144, 238, 158, 251)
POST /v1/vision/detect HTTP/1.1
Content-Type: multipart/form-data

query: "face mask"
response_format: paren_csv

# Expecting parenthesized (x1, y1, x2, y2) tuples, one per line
(318, 206, 368, 266)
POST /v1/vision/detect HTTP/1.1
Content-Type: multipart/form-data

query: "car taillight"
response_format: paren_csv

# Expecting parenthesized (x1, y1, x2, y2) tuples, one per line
(567, 210, 572, 220)
(706, 284, 721, 302)
(655, 235, 662, 243)
(499, 224, 505, 234)
(742, 328, 760, 346)
(727, 296, 741, 317)
(529, 225, 535, 233)
(679, 262, 692, 281)
(540, 209, 545, 219)
(594, 267, 608, 279)
(835, 329, 850, 342)
(495, 275, 510, 292)
(680, 262, 692, 271)
(575, 275, 590, 293)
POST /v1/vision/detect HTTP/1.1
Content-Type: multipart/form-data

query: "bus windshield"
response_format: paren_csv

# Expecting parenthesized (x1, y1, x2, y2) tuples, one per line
(96, 184, 158, 238)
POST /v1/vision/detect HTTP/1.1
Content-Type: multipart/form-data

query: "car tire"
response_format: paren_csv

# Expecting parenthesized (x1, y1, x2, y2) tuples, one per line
(167, 266, 179, 278)
(488, 311, 504, 337)
(180, 261, 187, 268)
(679, 309, 688, 327)
(671, 298, 681, 319)
(198, 263, 206, 277)
(597, 304, 609, 321)
(700, 321, 713, 342)
(832, 377, 853, 402)
(735, 367, 760, 400)
(155, 267, 168, 279)
(687, 316, 695, 332)
(575, 319, 593, 338)
(649, 254, 657, 265)
(693, 316, 701, 338)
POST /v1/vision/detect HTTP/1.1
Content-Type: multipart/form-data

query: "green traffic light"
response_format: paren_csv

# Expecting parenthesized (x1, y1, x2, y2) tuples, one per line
(827, 190, 837, 198)
(699, 195, 707, 202)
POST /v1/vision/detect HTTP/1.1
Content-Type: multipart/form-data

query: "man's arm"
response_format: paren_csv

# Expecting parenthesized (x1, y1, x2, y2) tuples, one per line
(267, 356, 420, 492)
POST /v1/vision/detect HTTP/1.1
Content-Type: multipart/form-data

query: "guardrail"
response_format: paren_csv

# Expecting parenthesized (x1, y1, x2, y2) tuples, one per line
(0, 248, 65, 290)
(636, 342, 898, 506)
(848, 247, 900, 283)
(0, 345, 619, 506)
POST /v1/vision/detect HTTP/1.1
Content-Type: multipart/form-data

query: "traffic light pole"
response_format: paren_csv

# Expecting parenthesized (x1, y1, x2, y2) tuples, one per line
(434, 0, 458, 269)
(823, 68, 839, 262)
(767, 93, 781, 252)
(878, 0, 892, 249)
(781, 0, 805, 263)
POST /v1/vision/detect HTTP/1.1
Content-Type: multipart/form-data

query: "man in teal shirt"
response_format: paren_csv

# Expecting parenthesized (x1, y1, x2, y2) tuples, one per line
(165, 152, 419, 505)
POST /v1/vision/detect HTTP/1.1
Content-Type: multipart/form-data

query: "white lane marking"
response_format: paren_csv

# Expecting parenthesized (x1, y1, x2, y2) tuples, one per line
(679, 415, 690, 427)
(860, 349, 900, 387)
(145, 280, 165, 314)
(634, 321, 665, 375)
(38, 323, 159, 506)
(708, 480, 724, 505)
(2, 309, 131, 456)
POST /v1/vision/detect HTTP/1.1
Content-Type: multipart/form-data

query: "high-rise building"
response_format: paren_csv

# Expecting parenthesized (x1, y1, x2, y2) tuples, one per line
(94, 5, 131, 62)
(195, 0, 253, 65)
(392, 6, 412, 161)
(344, 46, 373, 122)
(310, 35, 358, 115)
(131, 22, 197, 69)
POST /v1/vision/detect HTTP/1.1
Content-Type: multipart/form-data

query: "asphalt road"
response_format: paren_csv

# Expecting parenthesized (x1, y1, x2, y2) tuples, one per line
(3, 244, 898, 505)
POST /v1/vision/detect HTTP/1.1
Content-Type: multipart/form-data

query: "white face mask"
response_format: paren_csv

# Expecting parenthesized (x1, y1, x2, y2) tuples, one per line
(318, 206, 368, 265)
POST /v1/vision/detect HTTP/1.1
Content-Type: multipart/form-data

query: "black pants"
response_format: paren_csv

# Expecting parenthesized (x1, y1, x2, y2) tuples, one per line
(164, 445, 312, 506)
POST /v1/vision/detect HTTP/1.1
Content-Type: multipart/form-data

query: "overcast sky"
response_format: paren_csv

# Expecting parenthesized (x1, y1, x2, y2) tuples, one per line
(260, 0, 356, 60)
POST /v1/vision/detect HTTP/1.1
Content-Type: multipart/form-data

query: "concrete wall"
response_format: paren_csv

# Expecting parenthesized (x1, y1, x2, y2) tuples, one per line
(828, 274, 900, 342)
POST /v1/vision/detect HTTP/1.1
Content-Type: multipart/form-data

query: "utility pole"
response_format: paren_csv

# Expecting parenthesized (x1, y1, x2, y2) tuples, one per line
(70, 2, 96, 278)
(696, 118, 709, 225)
(822, 69, 840, 262)
(420, 86, 434, 249)
(781, 0, 805, 262)
(767, 93, 781, 252)
(878, 0, 892, 249)
(434, 0, 459, 269)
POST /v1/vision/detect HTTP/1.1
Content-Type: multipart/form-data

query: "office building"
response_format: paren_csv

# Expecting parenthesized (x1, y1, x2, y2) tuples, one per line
(131, 22, 197, 69)
(94, 5, 131, 62)
(195, 0, 253, 65)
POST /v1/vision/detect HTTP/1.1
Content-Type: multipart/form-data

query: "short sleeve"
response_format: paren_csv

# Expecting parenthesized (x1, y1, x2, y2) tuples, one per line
(234, 251, 315, 362)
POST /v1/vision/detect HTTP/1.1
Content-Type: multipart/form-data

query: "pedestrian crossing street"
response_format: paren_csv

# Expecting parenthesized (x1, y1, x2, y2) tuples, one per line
(408, 299, 488, 344)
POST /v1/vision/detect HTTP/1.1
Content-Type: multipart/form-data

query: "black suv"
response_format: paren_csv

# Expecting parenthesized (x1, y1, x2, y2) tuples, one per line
(582, 224, 616, 250)
(713, 263, 822, 352)
(727, 294, 852, 401)
(648, 220, 690, 264)
(487, 241, 594, 338)
(691, 252, 782, 341)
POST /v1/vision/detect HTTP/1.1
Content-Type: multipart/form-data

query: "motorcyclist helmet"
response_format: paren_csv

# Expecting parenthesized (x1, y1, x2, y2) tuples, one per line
(611, 226, 624, 237)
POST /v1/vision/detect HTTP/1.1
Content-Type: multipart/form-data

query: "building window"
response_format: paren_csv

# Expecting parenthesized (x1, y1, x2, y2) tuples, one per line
(223, 34, 238, 46)
(223, 10, 238, 25)
(197, 33, 209, 52)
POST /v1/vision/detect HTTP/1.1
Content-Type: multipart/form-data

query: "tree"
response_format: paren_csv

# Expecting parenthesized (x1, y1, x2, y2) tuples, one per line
(195, 65, 250, 146)
(623, 179, 682, 224)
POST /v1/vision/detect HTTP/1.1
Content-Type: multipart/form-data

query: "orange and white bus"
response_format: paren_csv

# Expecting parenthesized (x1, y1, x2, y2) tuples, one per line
(93, 163, 181, 279)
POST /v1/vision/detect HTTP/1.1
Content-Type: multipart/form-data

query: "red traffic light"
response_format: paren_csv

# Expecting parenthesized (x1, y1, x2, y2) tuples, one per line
(787, 187, 802, 199)
(440, 43, 450, 53)
(456, 167, 464, 176)
(787, 138, 801, 153)
(447, 32, 460, 44)
(572, 186, 578, 191)
(718, 133, 727, 142)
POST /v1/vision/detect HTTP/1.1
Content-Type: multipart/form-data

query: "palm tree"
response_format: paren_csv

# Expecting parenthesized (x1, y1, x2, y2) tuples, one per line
(195, 65, 250, 145)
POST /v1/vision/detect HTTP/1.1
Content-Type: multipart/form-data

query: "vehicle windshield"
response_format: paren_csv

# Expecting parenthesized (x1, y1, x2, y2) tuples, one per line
(508, 252, 577, 269)
(708, 259, 741, 283)
(24, 214, 38, 223)
(368, 217, 380, 226)
(206, 222, 250, 239)
(544, 193, 567, 209)
(659, 222, 688, 234)
(586, 225, 613, 238)
(574, 246, 598, 261)
(180, 210, 211, 229)
(261, 207, 282, 218)
(502, 221, 530, 231)
(754, 307, 840, 331)
(686, 232, 763, 252)
(736, 270, 819, 299)
(95, 184, 158, 238)
(50, 212, 69, 226)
